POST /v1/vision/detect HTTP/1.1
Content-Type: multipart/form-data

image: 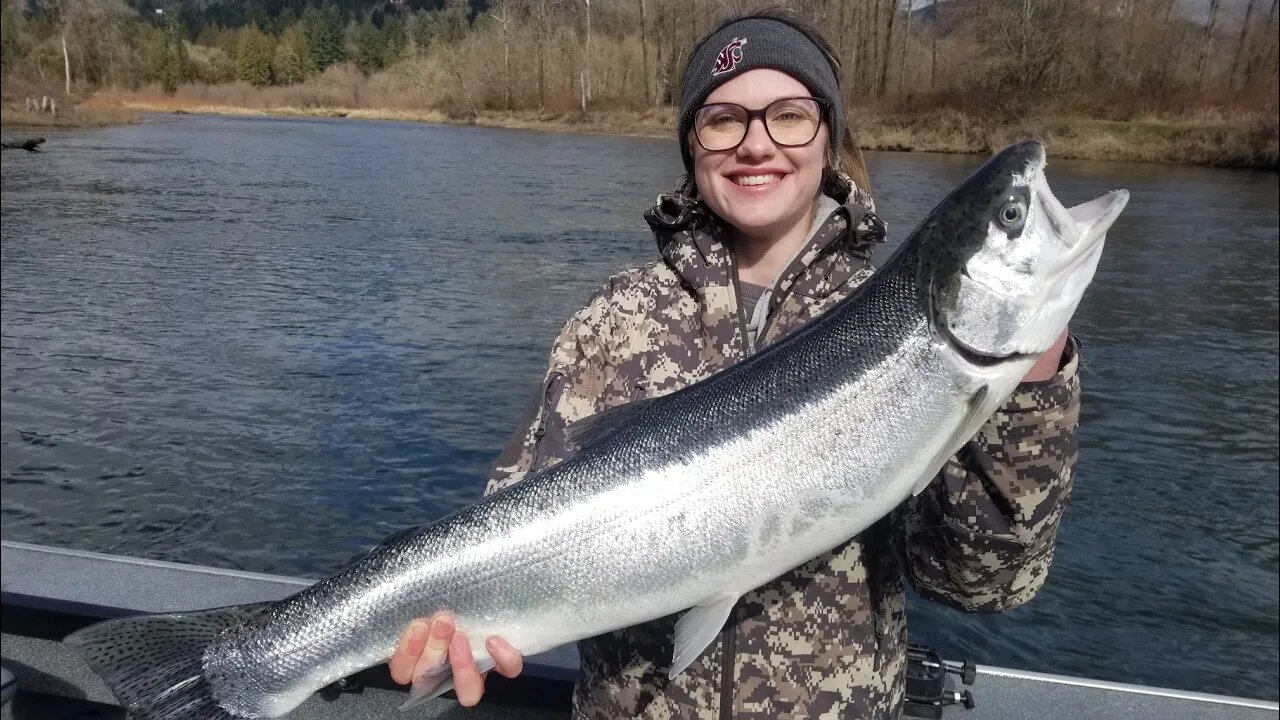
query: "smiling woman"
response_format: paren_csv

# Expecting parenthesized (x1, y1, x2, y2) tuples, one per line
(386, 7, 1083, 719)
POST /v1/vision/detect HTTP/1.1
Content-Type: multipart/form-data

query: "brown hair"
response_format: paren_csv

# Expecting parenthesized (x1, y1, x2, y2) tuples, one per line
(679, 5, 873, 199)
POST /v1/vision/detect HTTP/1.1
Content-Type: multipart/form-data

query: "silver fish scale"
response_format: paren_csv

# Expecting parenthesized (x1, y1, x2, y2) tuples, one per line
(201, 240, 985, 718)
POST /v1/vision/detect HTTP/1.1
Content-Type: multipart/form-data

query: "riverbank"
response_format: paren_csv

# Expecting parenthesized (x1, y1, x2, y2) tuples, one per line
(51, 94, 1280, 169)
(1, 105, 140, 129)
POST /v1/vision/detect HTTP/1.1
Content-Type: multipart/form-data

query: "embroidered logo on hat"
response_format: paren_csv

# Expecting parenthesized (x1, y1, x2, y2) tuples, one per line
(711, 38, 747, 76)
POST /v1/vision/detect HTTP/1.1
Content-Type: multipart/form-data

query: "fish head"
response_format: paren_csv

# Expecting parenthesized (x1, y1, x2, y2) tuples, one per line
(923, 140, 1128, 361)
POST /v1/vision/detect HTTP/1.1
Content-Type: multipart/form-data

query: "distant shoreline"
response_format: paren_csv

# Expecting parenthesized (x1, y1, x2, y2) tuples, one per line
(6, 96, 1277, 170)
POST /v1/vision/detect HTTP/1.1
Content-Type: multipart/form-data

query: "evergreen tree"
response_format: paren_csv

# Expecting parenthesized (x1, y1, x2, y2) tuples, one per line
(235, 24, 274, 87)
(410, 10, 439, 53)
(353, 18, 384, 74)
(302, 3, 344, 73)
(382, 14, 406, 67)
(160, 15, 189, 95)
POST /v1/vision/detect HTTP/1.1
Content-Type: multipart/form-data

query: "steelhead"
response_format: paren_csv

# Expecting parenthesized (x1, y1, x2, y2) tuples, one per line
(67, 141, 1128, 720)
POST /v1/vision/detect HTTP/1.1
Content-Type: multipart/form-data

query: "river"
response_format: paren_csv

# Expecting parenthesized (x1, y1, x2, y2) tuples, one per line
(1, 114, 1276, 701)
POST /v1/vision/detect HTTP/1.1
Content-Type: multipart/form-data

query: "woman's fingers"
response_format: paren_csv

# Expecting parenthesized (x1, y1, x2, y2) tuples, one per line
(388, 619, 430, 685)
(388, 616, 520, 708)
(486, 636, 524, 679)
(449, 632, 486, 707)
(409, 615, 455, 684)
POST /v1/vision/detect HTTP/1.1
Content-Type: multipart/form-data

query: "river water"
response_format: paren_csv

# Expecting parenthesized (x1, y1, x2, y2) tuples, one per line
(2, 115, 1276, 701)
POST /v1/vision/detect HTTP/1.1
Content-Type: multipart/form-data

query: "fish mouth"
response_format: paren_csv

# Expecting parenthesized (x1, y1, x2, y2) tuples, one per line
(1035, 172, 1130, 269)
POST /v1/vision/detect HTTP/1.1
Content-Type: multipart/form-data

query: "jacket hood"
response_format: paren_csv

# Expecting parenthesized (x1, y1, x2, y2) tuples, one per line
(642, 190, 886, 297)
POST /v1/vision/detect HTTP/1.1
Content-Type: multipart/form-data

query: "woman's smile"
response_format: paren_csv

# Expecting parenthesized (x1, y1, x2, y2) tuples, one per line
(725, 170, 789, 188)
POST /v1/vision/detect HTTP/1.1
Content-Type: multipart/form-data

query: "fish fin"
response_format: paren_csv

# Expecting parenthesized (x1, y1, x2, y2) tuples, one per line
(400, 667, 453, 711)
(398, 659, 495, 710)
(669, 592, 739, 679)
(64, 602, 273, 720)
(910, 470, 937, 497)
(911, 386, 991, 496)
(564, 397, 656, 452)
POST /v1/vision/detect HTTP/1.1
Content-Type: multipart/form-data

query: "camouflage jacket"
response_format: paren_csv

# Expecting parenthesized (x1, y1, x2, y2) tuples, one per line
(484, 189, 1081, 720)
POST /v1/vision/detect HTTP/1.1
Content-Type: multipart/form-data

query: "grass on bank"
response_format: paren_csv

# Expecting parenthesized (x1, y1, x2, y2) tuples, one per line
(857, 108, 1279, 168)
(0, 104, 140, 129)
(14, 84, 1280, 169)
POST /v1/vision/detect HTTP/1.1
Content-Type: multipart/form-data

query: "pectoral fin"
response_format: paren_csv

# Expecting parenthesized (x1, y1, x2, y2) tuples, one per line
(670, 592, 739, 679)
(398, 658, 495, 711)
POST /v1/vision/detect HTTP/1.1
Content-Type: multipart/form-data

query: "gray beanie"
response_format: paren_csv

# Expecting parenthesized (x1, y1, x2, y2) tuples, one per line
(678, 16, 843, 172)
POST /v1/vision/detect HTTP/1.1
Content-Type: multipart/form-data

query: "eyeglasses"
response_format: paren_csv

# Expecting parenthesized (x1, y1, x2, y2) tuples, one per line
(693, 97, 826, 152)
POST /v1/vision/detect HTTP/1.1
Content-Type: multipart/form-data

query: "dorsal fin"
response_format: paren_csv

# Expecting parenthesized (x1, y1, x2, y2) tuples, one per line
(564, 397, 657, 453)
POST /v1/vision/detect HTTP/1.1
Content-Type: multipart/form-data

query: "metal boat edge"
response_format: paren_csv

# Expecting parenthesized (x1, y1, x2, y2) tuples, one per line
(1, 539, 1276, 720)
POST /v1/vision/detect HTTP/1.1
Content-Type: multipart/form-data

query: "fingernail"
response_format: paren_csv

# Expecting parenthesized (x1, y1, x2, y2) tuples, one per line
(452, 631, 470, 654)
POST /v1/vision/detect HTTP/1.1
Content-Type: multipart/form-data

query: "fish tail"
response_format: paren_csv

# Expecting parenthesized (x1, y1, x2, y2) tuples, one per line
(65, 603, 272, 720)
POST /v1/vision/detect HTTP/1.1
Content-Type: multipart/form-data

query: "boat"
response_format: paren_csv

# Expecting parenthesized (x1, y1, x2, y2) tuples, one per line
(1, 539, 1276, 720)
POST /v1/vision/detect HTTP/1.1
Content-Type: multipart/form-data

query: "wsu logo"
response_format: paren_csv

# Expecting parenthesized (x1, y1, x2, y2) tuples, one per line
(711, 38, 747, 76)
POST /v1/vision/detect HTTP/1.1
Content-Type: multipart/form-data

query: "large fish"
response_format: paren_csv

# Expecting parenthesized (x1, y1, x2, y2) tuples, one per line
(66, 141, 1128, 719)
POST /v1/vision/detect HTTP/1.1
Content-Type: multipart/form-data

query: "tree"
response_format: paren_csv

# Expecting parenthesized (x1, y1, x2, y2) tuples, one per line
(1196, 0, 1222, 89)
(1, 6, 27, 78)
(57, 0, 70, 94)
(353, 18, 385, 74)
(486, 0, 515, 110)
(638, 0, 650, 105)
(382, 14, 407, 66)
(437, 0, 471, 44)
(160, 15, 190, 94)
(1229, 0, 1257, 89)
(235, 24, 274, 87)
(273, 26, 310, 85)
(302, 3, 344, 73)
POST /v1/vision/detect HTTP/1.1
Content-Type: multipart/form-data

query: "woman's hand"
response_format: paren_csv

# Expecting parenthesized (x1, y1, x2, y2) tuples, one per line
(388, 614, 525, 706)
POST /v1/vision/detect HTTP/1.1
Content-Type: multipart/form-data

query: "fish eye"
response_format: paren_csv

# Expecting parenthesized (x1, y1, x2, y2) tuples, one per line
(997, 200, 1026, 228)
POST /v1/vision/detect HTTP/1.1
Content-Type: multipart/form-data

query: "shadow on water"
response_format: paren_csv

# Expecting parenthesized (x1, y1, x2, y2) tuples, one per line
(1, 115, 1277, 700)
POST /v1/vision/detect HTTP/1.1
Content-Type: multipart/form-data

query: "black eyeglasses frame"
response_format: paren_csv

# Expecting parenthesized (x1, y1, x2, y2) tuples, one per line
(692, 96, 830, 153)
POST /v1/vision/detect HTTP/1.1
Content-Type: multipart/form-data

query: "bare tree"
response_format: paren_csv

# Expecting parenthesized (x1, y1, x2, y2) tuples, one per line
(639, 0, 651, 105)
(487, 0, 515, 110)
(930, 0, 940, 91)
(57, 0, 71, 94)
(877, 0, 897, 97)
(1196, 0, 1221, 88)
(897, 0, 916, 94)
(1229, 0, 1259, 88)
(583, 0, 592, 104)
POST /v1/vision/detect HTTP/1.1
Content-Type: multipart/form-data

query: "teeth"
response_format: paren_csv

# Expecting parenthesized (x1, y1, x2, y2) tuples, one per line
(734, 174, 782, 186)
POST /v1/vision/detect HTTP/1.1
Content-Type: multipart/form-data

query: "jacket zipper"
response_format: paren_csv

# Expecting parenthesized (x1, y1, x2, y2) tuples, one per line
(717, 249, 828, 717)
(755, 250, 831, 346)
(719, 261, 763, 719)
(729, 263, 754, 356)
(530, 371, 563, 470)
(719, 602, 737, 720)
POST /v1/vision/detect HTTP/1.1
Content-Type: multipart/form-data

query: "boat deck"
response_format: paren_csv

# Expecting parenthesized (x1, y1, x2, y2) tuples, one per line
(2, 540, 1275, 720)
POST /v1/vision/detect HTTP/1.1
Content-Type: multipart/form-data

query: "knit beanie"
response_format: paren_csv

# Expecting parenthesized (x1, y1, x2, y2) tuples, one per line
(677, 16, 844, 172)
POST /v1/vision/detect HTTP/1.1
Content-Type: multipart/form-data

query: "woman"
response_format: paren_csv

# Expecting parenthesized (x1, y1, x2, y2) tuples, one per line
(390, 9, 1079, 719)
